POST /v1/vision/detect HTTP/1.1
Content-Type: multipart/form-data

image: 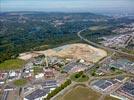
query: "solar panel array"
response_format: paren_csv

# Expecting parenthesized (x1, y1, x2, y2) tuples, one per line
(63, 62, 88, 72)
(93, 79, 118, 91)
(41, 80, 58, 89)
(25, 80, 58, 100)
(121, 82, 134, 96)
(25, 89, 50, 100)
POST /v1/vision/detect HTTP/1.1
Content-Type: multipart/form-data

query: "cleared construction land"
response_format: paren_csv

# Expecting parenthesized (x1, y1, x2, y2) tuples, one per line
(19, 43, 107, 63)
(89, 26, 108, 31)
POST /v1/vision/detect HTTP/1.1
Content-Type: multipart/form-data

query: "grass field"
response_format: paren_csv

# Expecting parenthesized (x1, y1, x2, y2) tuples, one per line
(33, 67, 43, 75)
(0, 59, 25, 70)
(13, 79, 27, 86)
(61, 86, 101, 100)
(70, 72, 89, 82)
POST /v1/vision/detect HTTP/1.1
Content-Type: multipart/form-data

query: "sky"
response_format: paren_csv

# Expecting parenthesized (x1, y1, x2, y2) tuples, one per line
(0, 0, 134, 14)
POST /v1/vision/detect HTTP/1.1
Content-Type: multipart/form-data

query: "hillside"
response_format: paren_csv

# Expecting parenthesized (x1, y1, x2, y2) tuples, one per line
(0, 12, 108, 62)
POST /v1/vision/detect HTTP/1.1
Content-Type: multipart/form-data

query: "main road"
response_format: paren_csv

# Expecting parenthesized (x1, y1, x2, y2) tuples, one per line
(77, 29, 134, 57)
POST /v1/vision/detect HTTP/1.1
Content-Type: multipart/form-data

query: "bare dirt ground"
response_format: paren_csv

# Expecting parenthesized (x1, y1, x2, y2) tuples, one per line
(18, 43, 107, 63)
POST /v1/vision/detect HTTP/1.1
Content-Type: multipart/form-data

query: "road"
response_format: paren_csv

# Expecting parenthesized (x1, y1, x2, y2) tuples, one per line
(51, 29, 134, 100)
(124, 33, 134, 47)
(51, 72, 133, 100)
(91, 73, 133, 81)
(51, 82, 77, 100)
(77, 29, 134, 57)
(1, 91, 9, 100)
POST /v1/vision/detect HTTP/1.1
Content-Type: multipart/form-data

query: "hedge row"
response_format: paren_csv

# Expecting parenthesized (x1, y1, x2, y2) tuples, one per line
(45, 79, 71, 100)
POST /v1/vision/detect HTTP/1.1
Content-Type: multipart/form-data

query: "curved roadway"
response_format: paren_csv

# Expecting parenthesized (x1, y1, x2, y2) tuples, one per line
(77, 29, 134, 57)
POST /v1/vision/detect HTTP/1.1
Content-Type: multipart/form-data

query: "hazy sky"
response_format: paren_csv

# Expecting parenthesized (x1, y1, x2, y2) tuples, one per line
(1, 0, 134, 13)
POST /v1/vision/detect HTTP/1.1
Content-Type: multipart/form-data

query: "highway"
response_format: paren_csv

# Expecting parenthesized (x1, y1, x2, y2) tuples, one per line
(77, 29, 134, 57)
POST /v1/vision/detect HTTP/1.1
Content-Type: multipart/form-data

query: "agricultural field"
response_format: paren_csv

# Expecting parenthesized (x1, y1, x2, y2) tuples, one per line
(56, 85, 119, 100)
(60, 86, 101, 100)
(0, 59, 25, 70)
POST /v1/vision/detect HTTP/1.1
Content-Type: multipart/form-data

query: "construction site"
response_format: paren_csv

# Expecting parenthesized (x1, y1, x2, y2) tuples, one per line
(18, 43, 107, 64)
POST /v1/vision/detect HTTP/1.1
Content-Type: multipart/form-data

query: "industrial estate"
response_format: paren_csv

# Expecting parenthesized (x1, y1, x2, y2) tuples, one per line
(0, 27, 134, 100)
(0, 2, 134, 99)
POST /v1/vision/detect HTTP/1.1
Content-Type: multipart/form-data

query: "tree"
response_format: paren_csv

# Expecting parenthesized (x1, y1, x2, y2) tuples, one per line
(45, 79, 71, 100)
(110, 67, 116, 71)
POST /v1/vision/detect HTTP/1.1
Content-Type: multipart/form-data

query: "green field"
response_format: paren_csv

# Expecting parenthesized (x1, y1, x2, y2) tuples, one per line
(13, 79, 27, 86)
(33, 67, 43, 75)
(61, 86, 101, 100)
(0, 59, 25, 70)
(70, 72, 89, 82)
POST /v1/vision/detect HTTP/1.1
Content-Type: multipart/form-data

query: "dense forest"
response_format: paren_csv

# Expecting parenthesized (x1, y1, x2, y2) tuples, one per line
(0, 12, 133, 62)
